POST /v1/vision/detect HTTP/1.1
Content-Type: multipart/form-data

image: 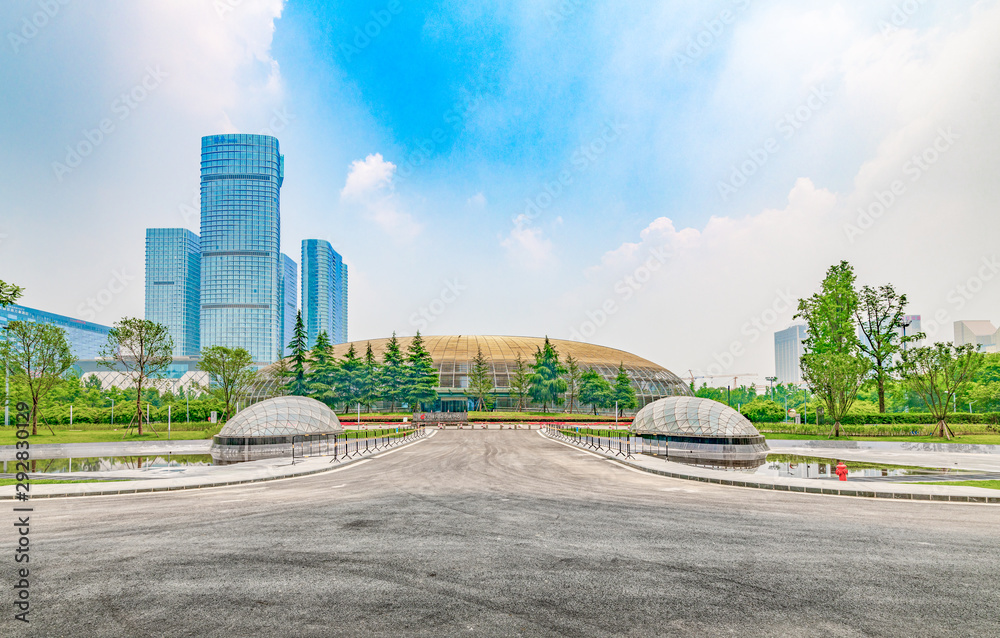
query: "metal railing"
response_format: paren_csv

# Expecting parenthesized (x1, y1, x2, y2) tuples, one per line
(541, 424, 633, 459)
(290, 426, 428, 463)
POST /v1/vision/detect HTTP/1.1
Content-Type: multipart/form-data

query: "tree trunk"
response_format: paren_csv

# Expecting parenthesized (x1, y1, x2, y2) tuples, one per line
(937, 419, 952, 439)
(136, 381, 143, 436)
(877, 376, 886, 413)
(31, 395, 39, 436)
(834, 420, 840, 438)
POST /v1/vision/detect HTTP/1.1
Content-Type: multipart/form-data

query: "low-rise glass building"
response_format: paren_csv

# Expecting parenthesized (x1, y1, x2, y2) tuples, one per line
(210, 395, 343, 462)
(0, 304, 111, 360)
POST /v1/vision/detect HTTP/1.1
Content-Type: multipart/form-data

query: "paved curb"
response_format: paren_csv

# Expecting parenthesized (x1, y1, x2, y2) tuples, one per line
(539, 431, 1000, 504)
(1, 432, 433, 500)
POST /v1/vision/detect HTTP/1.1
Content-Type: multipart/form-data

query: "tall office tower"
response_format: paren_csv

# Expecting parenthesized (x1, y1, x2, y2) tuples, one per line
(278, 252, 298, 357)
(774, 324, 808, 384)
(145, 228, 201, 356)
(301, 239, 348, 347)
(199, 134, 284, 364)
(336, 259, 348, 344)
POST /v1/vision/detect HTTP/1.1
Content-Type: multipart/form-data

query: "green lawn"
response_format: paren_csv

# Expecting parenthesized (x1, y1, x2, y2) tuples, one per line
(0, 478, 131, 486)
(0, 429, 218, 446)
(910, 480, 1000, 490)
(762, 432, 1000, 445)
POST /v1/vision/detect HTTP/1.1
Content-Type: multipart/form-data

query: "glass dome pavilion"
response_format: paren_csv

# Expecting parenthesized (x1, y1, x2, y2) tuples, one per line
(211, 396, 343, 462)
(630, 397, 769, 466)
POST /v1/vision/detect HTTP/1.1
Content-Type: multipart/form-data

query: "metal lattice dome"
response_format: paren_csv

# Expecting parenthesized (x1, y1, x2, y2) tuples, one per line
(630, 397, 760, 438)
(218, 396, 343, 437)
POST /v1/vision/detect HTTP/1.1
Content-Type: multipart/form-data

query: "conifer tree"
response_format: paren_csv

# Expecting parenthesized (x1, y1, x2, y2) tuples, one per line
(379, 332, 406, 411)
(468, 345, 494, 411)
(528, 337, 567, 413)
(285, 311, 308, 396)
(405, 331, 439, 411)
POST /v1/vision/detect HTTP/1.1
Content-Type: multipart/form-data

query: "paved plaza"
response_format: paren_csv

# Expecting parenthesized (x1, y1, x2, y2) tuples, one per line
(11, 430, 1000, 636)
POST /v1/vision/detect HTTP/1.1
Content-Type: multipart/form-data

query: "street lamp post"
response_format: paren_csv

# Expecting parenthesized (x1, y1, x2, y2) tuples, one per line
(765, 376, 778, 402)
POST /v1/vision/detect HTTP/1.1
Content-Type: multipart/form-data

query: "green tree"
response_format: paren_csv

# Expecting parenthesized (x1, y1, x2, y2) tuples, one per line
(528, 337, 567, 412)
(508, 353, 531, 412)
(579, 369, 614, 415)
(899, 342, 984, 438)
(1, 321, 74, 435)
(285, 310, 308, 396)
(740, 398, 785, 422)
(563, 354, 581, 414)
(198, 346, 256, 421)
(379, 333, 406, 411)
(0, 280, 23, 307)
(99, 317, 173, 435)
(796, 261, 870, 436)
(359, 342, 381, 412)
(306, 331, 338, 404)
(855, 283, 919, 413)
(612, 363, 638, 415)
(334, 344, 364, 411)
(405, 332, 439, 411)
(468, 346, 494, 411)
(968, 352, 1000, 412)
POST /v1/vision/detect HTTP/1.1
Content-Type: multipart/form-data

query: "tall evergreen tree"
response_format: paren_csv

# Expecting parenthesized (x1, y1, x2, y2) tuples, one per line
(796, 261, 870, 436)
(335, 343, 364, 411)
(285, 310, 309, 396)
(405, 331, 439, 411)
(508, 353, 531, 412)
(359, 342, 381, 412)
(379, 332, 406, 411)
(563, 354, 581, 414)
(468, 346, 494, 411)
(612, 363, 638, 415)
(528, 337, 568, 413)
(306, 331, 338, 405)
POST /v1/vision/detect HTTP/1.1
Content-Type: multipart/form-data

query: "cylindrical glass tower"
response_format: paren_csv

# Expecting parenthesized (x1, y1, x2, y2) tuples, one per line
(199, 134, 284, 363)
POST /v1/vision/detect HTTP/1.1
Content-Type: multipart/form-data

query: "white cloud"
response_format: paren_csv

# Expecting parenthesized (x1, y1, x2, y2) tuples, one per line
(467, 192, 487, 208)
(501, 214, 557, 270)
(340, 153, 422, 240)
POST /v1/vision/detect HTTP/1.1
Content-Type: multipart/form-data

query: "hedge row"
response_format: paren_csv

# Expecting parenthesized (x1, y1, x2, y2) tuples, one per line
(30, 404, 222, 427)
(750, 412, 1000, 425)
(758, 422, 998, 437)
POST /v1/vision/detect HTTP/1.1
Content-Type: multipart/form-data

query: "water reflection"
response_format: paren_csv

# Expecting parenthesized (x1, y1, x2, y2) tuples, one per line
(682, 454, 972, 479)
(1, 455, 215, 474)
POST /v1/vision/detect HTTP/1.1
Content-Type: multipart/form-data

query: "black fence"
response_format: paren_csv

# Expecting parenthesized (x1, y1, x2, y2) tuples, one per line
(541, 424, 633, 459)
(290, 426, 428, 463)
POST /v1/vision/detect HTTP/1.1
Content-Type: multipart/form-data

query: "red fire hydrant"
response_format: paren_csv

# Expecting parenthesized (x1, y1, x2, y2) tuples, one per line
(835, 461, 848, 481)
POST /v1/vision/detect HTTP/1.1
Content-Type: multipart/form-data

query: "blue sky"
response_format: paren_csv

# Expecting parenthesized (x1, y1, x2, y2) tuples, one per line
(2, 0, 999, 385)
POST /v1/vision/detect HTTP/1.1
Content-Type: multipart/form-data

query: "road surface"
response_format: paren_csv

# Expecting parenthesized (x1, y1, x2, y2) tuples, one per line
(11, 430, 1000, 636)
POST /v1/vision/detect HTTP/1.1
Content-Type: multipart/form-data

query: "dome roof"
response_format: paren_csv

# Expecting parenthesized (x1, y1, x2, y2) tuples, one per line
(219, 396, 343, 437)
(630, 397, 760, 438)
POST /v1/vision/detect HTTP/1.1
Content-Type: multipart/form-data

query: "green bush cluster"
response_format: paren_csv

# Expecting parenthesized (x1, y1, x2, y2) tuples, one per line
(38, 404, 220, 426)
(752, 412, 1000, 425)
(758, 421, 997, 437)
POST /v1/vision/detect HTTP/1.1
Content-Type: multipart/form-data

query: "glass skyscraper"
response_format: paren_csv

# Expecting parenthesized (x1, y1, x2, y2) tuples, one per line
(279, 252, 298, 357)
(301, 239, 348, 346)
(0, 304, 111, 360)
(774, 324, 808, 384)
(145, 228, 201, 356)
(199, 134, 284, 364)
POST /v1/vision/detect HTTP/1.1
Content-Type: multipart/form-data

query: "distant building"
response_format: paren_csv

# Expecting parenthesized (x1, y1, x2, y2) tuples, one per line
(199, 134, 284, 364)
(857, 314, 924, 356)
(0, 304, 111, 360)
(145, 228, 201, 356)
(954, 320, 999, 353)
(278, 252, 298, 356)
(774, 324, 808, 384)
(301, 239, 348, 346)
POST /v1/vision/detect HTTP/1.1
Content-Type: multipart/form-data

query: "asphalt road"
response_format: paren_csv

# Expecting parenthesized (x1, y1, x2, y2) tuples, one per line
(10, 430, 1000, 637)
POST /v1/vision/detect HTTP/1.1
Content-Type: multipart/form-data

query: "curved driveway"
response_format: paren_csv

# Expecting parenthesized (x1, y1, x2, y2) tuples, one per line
(17, 430, 1000, 637)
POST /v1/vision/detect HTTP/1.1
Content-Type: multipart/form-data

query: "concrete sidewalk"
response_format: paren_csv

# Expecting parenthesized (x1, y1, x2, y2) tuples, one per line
(543, 433, 1000, 504)
(0, 439, 210, 461)
(0, 431, 434, 499)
